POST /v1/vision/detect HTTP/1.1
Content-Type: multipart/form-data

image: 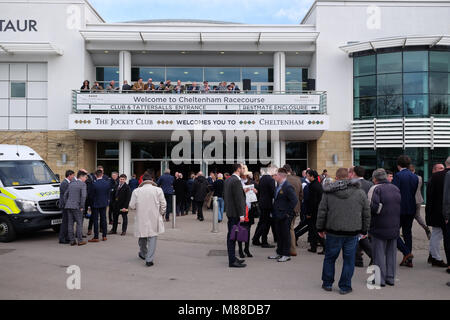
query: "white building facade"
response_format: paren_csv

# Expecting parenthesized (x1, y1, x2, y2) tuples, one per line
(0, 0, 449, 183)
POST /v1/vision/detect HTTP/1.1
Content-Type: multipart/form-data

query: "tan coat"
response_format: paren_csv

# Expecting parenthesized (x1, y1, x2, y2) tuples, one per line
(286, 174, 303, 216)
(129, 180, 167, 238)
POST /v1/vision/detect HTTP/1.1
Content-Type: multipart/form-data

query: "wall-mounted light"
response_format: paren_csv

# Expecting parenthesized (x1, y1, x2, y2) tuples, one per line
(332, 154, 338, 164)
(61, 153, 67, 165)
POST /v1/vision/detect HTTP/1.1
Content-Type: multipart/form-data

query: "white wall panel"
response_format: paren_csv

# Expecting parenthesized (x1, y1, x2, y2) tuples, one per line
(27, 100, 47, 117)
(9, 100, 26, 116)
(0, 81, 8, 98)
(27, 82, 47, 99)
(0, 64, 9, 80)
(27, 63, 47, 81)
(9, 64, 27, 81)
(27, 117, 47, 130)
(9, 117, 26, 130)
(0, 99, 8, 116)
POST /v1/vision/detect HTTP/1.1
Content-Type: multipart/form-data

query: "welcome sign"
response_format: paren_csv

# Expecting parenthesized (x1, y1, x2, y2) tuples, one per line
(76, 93, 323, 112)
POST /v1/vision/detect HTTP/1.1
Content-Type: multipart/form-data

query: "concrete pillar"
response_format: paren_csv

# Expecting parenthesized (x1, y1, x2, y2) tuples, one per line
(119, 140, 131, 180)
(119, 51, 131, 87)
(272, 135, 281, 168)
(273, 52, 286, 93)
(280, 139, 286, 167)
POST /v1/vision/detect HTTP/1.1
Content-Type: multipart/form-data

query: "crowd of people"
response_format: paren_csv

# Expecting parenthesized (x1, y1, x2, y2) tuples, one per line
(56, 155, 450, 291)
(80, 78, 241, 94)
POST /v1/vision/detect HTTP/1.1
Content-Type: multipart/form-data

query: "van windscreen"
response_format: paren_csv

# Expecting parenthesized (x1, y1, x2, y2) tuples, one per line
(0, 160, 58, 187)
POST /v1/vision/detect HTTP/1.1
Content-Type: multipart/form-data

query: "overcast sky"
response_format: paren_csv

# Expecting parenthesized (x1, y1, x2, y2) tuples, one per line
(89, 0, 315, 24)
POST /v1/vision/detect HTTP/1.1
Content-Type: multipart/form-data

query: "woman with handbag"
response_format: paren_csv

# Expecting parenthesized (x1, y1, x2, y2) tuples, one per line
(238, 167, 258, 258)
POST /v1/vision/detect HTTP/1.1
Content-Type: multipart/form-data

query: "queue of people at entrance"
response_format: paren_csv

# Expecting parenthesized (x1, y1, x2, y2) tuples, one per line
(80, 79, 241, 94)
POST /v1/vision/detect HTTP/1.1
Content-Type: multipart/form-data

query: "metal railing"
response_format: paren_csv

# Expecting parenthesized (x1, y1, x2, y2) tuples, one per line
(72, 89, 328, 115)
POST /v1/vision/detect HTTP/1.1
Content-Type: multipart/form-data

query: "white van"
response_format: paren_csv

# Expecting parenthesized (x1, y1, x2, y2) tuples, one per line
(0, 145, 62, 242)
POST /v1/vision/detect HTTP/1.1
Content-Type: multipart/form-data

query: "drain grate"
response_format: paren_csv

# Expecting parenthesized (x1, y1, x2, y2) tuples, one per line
(207, 250, 228, 256)
(0, 249, 15, 255)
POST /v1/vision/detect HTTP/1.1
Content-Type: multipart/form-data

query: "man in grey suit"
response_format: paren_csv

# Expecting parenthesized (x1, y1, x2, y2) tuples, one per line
(58, 170, 74, 244)
(224, 163, 246, 268)
(64, 170, 88, 246)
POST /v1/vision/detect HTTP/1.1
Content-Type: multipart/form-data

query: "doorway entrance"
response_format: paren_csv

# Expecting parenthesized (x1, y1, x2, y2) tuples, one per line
(132, 160, 162, 180)
(169, 162, 200, 179)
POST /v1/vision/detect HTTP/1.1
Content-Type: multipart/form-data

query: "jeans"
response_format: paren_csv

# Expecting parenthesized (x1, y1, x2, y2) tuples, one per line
(92, 207, 107, 239)
(322, 234, 358, 292)
(138, 236, 157, 263)
(164, 194, 173, 220)
(397, 214, 415, 256)
(217, 197, 224, 221)
(227, 217, 240, 265)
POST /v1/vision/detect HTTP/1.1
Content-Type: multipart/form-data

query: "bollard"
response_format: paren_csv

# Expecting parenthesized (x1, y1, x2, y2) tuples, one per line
(172, 194, 176, 229)
(212, 196, 219, 233)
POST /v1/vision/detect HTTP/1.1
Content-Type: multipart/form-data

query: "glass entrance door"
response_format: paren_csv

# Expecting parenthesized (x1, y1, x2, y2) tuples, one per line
(132, 161, 162, 181)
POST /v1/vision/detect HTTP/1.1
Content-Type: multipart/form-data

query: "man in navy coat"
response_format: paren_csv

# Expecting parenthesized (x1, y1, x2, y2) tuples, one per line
(393, 155, 419, 267)
(88, 169, 112, 242)
(268, 168, 298, 262)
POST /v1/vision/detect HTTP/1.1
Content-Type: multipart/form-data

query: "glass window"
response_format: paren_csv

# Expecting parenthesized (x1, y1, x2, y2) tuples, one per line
(96, 160, 119, 177)
(285, 160, 308, 176)
(430, 95, 449, 116)
(242, 67, 272, 82)
(354, 75, 376, 97)
(0, 160, 57, 187)
(131, 142, 166, 159)
(96, 67, 119, 82)
(430, 51, 450, 72)
(354, 97, 376, 119)
(354, 55, 376, 76)
(404, 95, 428, 117)
(286, 82, 303, 93)
(353, 149, 377, 179)
(377, 73, 402, 96)
(377, 52, 402, 74)
(138, 68, 165, 83)
(97, 142, 119, 159)
(285, 142, 307, 159)
(377, 95, 402, 117)
(166, 67, 203, 83)
(285, 68, 304, 82)
(403, 72, 428, 94)
(403, 51, 428, 72)
(10, 82, 26, 98)
(204, 68, 240, 82)
(430, 72, 450, 94)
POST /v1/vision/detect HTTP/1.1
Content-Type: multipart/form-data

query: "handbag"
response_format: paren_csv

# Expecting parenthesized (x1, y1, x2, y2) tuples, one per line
(230, 222, 249, 242)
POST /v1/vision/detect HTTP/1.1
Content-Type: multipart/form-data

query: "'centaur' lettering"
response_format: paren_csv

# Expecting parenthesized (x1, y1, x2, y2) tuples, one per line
(0, 20, 37, 32)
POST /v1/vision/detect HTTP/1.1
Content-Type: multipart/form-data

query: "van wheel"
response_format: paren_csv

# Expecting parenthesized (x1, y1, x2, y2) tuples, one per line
(0, 215, 16, 242)
(51, 225, 61, 233)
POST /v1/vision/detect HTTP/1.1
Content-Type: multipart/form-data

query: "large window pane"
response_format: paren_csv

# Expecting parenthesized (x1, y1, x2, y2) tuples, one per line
(403, 72, 428, 94)
(354, 75, 376, 97)
(242, 67, 272, 82)
(377, 73, 402, 95)
(377, 95, 402, 117)
(96, 160, 118, 177)
(353, 148, 377, 179)
(96, 67, 119, 82)
(10, 82, 26, 98)
(354, 97, 376, 119)
(131, 142, 166, 159)
(97, 142, 119, 159)
(204, 68, 240, 82)
(285, 142, 307, 159)
(166, 67, 203, 83)
(138, 68, 165, 83)
(377, 52, 402, 74)
(430, 51, 450, 72)
(430, 95, 449, 115)
(285, 68, 304, 82)
(403, 51, 428, 72)
(430, 72, 450, 94)
(354, 55, 376, 76)
(404, 94, 428, 116)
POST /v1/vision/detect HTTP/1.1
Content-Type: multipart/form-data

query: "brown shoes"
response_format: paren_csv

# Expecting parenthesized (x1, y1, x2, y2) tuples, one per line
(121, 232, 126, 236)
(102, 237, 107, 241)
(290, 252, 297, 257)
(87, 230, 92, 236)
(88, 238, 100, 243)
(78, 241, 87, 246)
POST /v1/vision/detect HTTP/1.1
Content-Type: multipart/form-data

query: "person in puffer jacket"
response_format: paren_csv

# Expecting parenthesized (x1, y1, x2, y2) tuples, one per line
(316, 168, 370, 295)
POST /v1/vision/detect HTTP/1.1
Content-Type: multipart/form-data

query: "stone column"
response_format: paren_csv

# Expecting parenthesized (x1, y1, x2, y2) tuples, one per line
(119, 51, 131, 87)
(273, 52, 286, 93)
(118, 140, 131, 180)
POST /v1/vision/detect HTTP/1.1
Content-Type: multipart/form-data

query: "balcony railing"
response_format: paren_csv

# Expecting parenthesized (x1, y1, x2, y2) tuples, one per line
(72, 90, 327, 115)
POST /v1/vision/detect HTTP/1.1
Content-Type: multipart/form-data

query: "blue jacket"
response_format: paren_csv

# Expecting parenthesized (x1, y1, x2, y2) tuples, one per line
(90, 178, 112, 208)
(369, 180, 401, 240)
(128, 178, 139, 192)
(157, 173, 174, 195)
(393, 168, 418, 215)
(272, 180, 298, 220)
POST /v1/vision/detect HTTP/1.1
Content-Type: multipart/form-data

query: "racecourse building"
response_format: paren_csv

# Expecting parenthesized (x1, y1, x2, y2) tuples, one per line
(0, 0, 449, 185)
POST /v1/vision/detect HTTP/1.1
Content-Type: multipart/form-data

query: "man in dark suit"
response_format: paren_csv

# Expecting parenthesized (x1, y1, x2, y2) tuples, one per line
(306, 169, 324, 253)
(224, 163, 246, 268)
(252, 166, 277, 248)
(89, 170, 112, 242)
(58, 170, 74, 244)
(268, 168, 298, 262)
(110, 174, 132, 236)
(64, 170, 88, 246)
(393, 155, 419, 267)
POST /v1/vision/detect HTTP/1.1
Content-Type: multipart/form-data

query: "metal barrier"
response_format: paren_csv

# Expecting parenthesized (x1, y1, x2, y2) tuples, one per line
(172, 195, 176, 229)
(212, 196, 219, 233)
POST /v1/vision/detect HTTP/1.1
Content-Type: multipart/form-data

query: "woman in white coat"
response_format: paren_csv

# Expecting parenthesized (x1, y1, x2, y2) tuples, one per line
(129, 175, 167, 267)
